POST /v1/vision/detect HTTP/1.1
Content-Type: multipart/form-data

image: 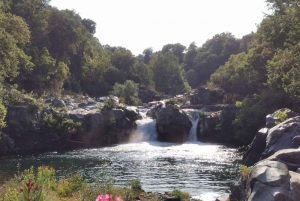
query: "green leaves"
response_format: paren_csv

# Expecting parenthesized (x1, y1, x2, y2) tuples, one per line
(110, 80, 141, 106)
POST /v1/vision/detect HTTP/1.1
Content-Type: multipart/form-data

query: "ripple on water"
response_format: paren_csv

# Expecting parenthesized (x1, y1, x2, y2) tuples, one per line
(0, 141, 240, 201)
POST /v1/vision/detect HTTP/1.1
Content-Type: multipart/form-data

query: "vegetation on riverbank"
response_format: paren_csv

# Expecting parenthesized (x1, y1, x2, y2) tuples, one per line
(0, 165, 193, 201)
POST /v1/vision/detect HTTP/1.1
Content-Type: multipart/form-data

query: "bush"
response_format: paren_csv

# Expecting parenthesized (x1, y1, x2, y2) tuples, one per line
(275, 110, 288, 124)
(240, 165, 252, 179)
(215, 107, 236, 142)
(40, 111, 82, 147)
(101, 99, 118, 111)
(110, 80, 142, 106)
(170, 189, 190, 201)
(130, 178, 142, 193)
(233, 98, 266, 145)
(165, 97, 180, 106)
(57, 174, 86, 197)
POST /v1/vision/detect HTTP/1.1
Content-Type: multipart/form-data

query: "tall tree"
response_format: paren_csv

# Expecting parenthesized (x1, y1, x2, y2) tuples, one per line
(150, 52, 190, 94)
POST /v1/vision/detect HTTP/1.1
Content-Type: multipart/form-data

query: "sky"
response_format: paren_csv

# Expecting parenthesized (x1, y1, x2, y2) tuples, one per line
(49, 0, 270, 56)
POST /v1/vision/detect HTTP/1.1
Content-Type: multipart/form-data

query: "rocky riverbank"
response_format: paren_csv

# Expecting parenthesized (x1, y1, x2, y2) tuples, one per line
(224, 108, 300, 201)
(0, 95, 142, 156)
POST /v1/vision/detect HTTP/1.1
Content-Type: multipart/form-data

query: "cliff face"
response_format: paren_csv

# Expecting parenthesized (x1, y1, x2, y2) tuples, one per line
(68, 108, 137, 147)
(231, 109, 300, 201)
(1, 97, 141, 156)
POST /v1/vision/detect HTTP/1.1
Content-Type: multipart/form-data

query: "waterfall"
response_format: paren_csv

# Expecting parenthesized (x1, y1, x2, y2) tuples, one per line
(183, 109, 200, 141)
(130, 109, 158, 142)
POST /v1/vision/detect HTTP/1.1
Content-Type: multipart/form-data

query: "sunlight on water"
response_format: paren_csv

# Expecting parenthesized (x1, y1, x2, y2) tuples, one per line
(0, 109, 240, 201)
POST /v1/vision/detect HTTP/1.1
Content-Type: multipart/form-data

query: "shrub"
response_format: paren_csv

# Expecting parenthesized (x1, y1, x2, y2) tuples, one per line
(40, 111, 82, 147)
(110, 80, 142, 106)
(233, 98, 266, 145)
(240, 165, 252, 179)
(130, 178, 143, 193)
(1, 166, 56, 201)
(275, 110, 288, 124)
(57, 173, 86, 197)
(170, 189, 190, 201)
(101, 99, 118, 111)
(165, 97, 180, 106)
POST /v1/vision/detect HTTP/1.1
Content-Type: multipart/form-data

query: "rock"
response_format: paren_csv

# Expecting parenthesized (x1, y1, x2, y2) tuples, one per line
(230, 174, 246, 201)
(267, 149, 300, 171)
(244, 160, 291, 201)
(292, 136, 300, 148)
(289, 171, 300, 201)
(68, 109, 136, 147)
(243, 128, 268, 166)
(265, 108, 299, 128)
(124, 106, 142, 121)
(247, 181, 291, 201)
(146, 108, 156, 118)
(248, 160, 290, 189)
(52, 98, 66, 108)
(162, 197, 181, 201)
(261, 116, 300, 159)
(197, 115, 220, 138)
(138, 86, 160, 103)
(154, 104, 192, 143)
(215, 194, 231, 201)
(189, 87, 221, 105)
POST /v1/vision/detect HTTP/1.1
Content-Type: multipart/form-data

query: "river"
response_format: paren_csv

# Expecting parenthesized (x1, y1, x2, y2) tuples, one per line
(0, 109, 240, 201)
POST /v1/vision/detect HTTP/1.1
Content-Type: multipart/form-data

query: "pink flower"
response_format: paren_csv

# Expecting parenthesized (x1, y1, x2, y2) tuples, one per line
(115, 197, 123, 201)
(95, 194, 123, 201)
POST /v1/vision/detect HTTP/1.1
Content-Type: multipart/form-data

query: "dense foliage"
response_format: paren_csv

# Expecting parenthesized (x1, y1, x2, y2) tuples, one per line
(1, 0, 300, 147)
(1, 165, 144, 201)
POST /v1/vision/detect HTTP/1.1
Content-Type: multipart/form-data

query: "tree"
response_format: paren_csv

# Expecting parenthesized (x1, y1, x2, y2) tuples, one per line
(142, 47, 153, 64)
(0, 6, 33, 84)
(161, 43, 186, 63)
(183, 42, 197, 71)
(110, 80, 141, 106)
(192, 33, 241, 87)
(82, 18, 96, 34)
(150, 52, 190, 95)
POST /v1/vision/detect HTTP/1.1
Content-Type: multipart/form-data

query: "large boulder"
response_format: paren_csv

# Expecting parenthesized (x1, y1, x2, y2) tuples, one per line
(231, 109, 300, 201)
(242, 128, 268, 166)
(261, 116, 300, 159)
(154, 104, 192, 143)
(68, 108, 136, 147)
(123, 106, 142, 121)
(233, 157, 300, 201)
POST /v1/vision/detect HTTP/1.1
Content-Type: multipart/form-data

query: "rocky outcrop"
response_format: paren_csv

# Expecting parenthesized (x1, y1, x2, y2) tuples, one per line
(261, 116, 300, 159)
(266, 108, 299, 128)
(234, 150, 300, 201)
(1, 97, 140, 156)
(231, 108, 300, 201)
(189, 87, 221, 105)
(123, 106, 142, 121)
(138, 86, 160, 103)
(152, 104, 192, 143)
(242, 128, 268, 166)
(69, 108, 137, 147)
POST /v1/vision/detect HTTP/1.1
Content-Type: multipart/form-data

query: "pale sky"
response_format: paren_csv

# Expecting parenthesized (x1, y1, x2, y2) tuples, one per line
(50, 0, 269, 56)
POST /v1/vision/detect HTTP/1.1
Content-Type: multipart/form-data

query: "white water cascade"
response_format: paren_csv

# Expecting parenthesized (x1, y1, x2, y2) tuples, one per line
(130, 109, 158, 142)
(183, 109, 201, 141)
